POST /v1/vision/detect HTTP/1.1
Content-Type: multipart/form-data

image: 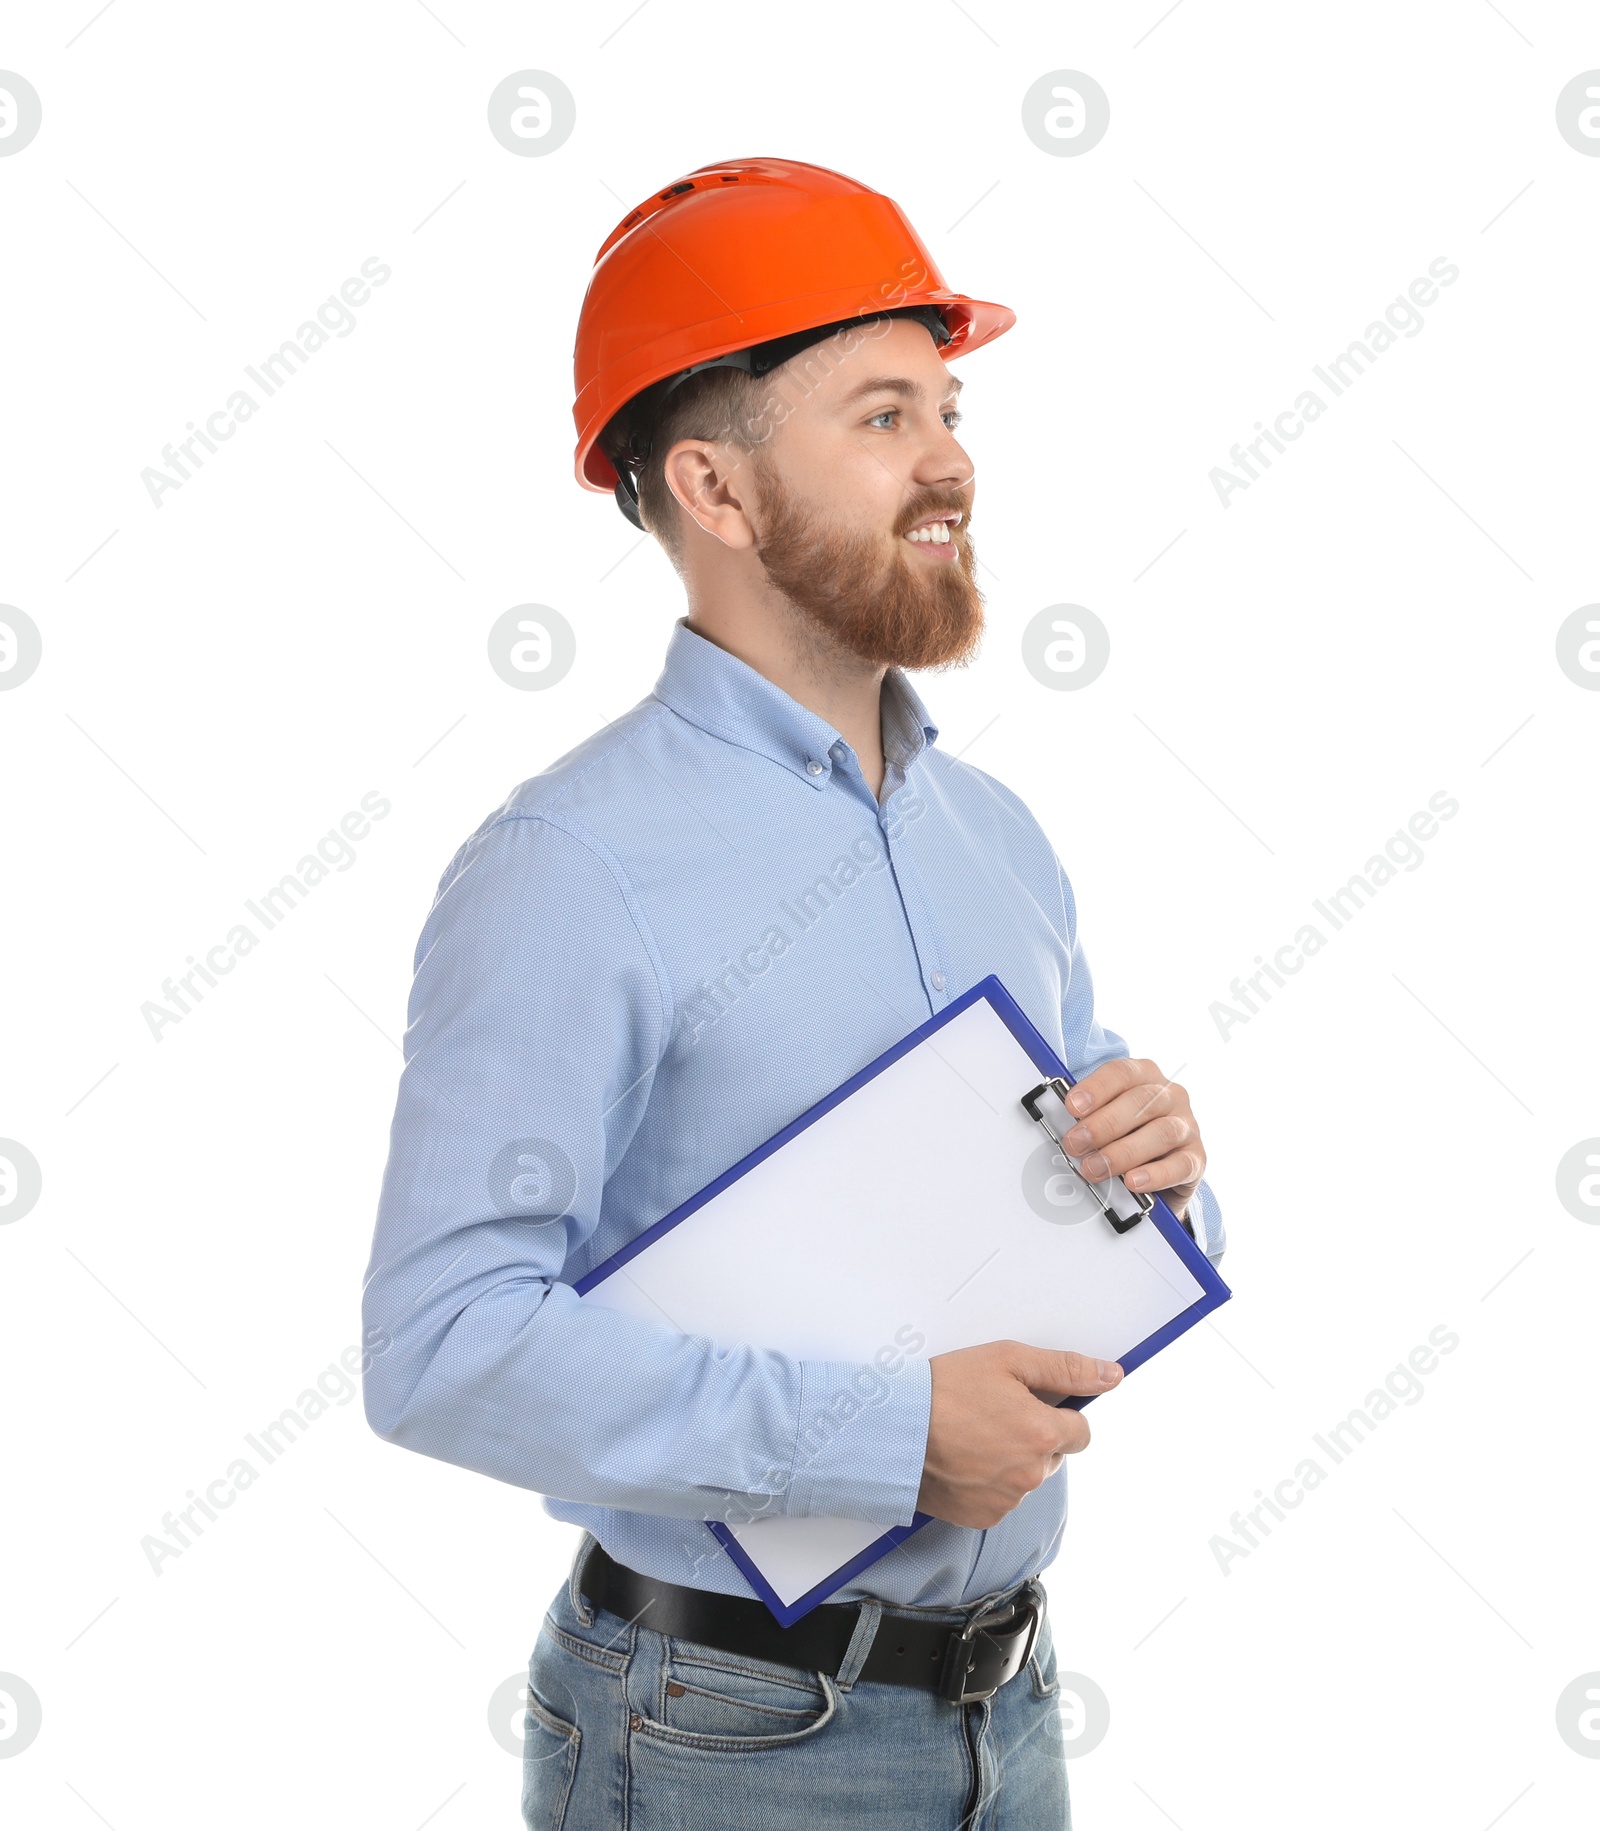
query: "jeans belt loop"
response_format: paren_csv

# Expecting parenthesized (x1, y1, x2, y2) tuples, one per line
(834, 1600, 882, 1692)
(569, 1534, 597, 1627)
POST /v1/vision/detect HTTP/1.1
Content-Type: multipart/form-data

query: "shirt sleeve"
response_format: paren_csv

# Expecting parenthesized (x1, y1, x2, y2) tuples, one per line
(1058, 861, 1226, 1270)
(360, 811, 931, 1530)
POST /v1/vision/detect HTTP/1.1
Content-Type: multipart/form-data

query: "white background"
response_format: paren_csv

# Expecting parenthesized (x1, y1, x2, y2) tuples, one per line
(2, 3, 1597, 1826)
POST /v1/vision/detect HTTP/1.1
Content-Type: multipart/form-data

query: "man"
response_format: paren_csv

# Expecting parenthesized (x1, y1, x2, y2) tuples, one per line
(362, 156, 1225, 1829)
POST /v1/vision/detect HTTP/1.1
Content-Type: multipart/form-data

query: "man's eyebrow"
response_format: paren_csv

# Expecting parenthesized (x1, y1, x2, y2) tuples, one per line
(836, 373, 964, 408)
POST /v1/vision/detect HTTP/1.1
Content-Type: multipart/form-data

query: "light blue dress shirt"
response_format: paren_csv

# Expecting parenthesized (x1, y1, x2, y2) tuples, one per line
(361, 616, 1225, 1608)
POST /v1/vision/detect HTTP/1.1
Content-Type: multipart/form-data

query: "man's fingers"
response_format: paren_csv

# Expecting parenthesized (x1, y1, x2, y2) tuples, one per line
(1077, 1114, 1196, 1184)
(1063, 1056, 1154, 1117)
(1123, 1148, 1204, 1197)
(1046, 1407, 1091, 1459)
(1007, 1343, 1123, 1400)
(1063, 1081, 1176, 1156)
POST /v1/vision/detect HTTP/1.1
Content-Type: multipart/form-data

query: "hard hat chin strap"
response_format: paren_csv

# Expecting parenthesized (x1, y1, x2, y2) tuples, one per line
(614, 475, 646, 529)
(612, 305, 951, 530)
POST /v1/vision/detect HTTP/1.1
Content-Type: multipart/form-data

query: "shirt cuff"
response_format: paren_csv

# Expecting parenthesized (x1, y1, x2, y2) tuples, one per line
(1181, 1179, 1226, 1264)
(782, 1353, 933, 1528)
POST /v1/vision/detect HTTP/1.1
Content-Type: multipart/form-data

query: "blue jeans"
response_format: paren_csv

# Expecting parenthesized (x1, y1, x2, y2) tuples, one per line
(522, 1537, 1070, 1830)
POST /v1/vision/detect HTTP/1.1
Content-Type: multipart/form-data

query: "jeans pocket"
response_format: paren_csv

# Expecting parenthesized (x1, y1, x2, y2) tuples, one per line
(521, 1685, 580, 1830)
(643, 1641, 838, 1750)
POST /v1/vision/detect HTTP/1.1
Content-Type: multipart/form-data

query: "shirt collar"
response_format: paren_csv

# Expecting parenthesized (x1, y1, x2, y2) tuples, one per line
(650, 617, 940, 790)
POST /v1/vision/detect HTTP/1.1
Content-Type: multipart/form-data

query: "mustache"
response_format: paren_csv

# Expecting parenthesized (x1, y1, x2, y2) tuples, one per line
(896, 493, 972, 534)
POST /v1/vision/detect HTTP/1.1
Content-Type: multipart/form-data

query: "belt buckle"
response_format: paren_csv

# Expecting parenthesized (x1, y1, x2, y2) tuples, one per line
(936, 1593, 1041, 1706)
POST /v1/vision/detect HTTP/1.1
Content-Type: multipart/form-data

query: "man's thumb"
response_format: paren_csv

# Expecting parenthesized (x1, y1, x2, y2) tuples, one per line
(1010, 1344, 1123, 1399)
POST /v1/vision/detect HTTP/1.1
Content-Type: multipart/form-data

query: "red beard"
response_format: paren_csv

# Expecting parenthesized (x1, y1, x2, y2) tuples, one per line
(749, 463, 986, 672)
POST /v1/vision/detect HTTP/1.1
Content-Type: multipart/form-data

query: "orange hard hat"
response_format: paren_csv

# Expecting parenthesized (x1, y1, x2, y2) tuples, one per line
(572, 156, 1015, 522)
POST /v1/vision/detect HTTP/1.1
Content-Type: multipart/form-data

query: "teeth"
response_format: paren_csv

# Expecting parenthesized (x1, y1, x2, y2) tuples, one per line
(906, 521, 952, 543)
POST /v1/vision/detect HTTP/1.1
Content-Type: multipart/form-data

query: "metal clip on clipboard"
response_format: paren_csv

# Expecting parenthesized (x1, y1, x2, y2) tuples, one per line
(1019, 1079, 1152, 1233)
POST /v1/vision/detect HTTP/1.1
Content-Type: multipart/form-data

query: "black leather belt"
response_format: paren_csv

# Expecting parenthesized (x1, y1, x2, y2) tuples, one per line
(578, 1540, 1042, 1706)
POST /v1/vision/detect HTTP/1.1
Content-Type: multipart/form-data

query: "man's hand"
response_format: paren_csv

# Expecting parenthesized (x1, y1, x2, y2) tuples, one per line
(1056, 1056, 1206, 1222)
(916, 1342, 1123, 1529)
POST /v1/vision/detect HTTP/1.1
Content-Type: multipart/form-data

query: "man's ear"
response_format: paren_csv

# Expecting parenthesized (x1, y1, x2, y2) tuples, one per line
(663, 440, 758, 552)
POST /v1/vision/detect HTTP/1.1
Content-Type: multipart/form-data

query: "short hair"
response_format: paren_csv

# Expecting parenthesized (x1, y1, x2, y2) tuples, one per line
(598, 365, 773, 571)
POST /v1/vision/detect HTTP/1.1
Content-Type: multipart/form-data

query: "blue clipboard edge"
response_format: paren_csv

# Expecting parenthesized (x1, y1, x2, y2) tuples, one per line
(575, 972, 1233, 1627)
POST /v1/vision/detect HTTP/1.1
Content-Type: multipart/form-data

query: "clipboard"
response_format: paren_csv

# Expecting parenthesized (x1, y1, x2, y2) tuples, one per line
(575, 973, 1231, 1624)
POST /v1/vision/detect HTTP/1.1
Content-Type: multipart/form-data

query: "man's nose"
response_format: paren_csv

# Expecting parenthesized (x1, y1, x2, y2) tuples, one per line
(916, 426, 974, 498)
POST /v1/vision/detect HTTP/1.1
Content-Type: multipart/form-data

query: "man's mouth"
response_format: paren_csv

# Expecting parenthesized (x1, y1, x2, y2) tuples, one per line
(902, 512, 962, 555)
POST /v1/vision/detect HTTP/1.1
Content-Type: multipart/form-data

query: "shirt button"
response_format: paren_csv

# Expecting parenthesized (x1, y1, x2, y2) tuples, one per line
(806, 759, 824, 777)
(931, 971, 946, 991)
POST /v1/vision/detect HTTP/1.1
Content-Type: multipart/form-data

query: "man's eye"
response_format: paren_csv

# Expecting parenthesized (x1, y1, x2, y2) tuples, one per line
(866, 408, 964, 429)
